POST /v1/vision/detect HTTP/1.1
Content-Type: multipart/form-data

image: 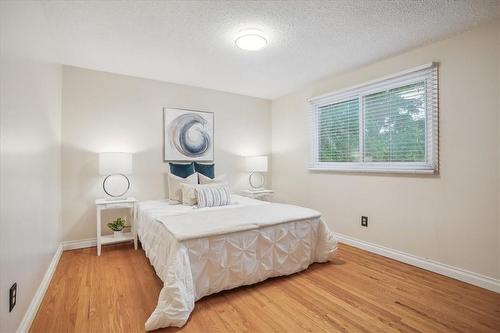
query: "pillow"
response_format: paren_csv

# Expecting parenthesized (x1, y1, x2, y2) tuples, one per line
(198, 173, 226, 184)
(194, 162, 215, 179)
(180, 183, 198, 206)
(195, 183, 232, 208)
(168, 172, 198, 202)
(169, 162, 195, 178)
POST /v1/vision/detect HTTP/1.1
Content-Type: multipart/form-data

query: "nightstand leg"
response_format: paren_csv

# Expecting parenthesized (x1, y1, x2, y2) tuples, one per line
(133, 203, 138, 250)
(96, 206, 101, 256)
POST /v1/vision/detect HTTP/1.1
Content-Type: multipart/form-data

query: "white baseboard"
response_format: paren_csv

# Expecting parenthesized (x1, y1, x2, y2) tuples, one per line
(336, 233, 500, 293)
(17, 244, 63, 333)
(62, 238, 96, 251)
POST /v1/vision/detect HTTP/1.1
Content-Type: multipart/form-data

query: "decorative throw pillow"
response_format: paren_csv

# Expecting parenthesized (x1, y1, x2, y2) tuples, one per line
(194, 162, 215, 179)
(180, 183, 198, 206)
(168, 172, 198, 202)
(169, 162, 195, 178)
(195, 183, 232, 208)
(198, 173, 226, 184)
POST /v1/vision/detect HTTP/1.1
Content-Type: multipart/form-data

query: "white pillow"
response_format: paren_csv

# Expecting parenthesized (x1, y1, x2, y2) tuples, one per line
(180, 183, 198, 206)
(195, 183, 232, 208)
(168, 173, 198, 202)
(198, 173, 226, 184)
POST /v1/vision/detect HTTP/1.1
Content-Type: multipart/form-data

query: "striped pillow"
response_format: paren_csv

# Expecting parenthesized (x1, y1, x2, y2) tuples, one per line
(195, 183, 232, 208)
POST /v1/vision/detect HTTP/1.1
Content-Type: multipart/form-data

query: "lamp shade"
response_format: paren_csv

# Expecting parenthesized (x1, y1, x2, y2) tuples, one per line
(245, 155, 268, 172)
(99, 152, 132, 175)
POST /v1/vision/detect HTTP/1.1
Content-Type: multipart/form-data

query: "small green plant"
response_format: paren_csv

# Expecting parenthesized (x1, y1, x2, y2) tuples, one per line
(107, 217, 128, 232)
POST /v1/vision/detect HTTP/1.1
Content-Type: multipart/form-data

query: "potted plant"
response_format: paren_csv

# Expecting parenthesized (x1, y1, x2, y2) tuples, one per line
(107, 217, 128, 238)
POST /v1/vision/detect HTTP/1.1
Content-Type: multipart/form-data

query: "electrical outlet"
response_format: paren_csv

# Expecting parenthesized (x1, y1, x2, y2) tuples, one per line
(9, 283, 17, 312)
(361, 216, 368, 227)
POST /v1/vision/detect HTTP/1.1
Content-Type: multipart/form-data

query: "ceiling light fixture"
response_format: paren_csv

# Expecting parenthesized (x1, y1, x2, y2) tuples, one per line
(235, 29, 268, 51)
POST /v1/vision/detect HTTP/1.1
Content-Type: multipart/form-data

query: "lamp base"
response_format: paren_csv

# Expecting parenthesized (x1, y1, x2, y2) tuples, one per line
(249, 172, 265, 189)
(103, 174, 130, 198)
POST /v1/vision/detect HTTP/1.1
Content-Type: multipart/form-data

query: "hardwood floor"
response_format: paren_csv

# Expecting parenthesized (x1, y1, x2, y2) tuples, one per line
(31, 243, 500, 333)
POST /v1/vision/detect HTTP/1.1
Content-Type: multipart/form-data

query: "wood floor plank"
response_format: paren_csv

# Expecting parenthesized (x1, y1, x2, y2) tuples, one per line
(30, 243, 500, 333)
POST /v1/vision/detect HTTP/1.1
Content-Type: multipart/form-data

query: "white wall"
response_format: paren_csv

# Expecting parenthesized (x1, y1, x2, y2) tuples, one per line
(272, 20, 500, 279)
(62, 66, 271, 242)
(0, 2, 62, 332)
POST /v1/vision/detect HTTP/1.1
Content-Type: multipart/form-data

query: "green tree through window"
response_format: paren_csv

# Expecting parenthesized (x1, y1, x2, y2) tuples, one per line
(318, 82, 426, 163)
(364, 82, 426, 162)
(319, 99, 359, 162)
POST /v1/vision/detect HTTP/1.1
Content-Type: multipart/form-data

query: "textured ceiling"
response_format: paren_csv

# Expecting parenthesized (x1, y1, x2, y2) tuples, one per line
(42, 0, 499, 99)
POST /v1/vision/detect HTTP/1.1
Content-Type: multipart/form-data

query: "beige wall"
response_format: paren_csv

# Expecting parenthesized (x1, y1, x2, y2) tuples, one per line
(498, 23, 500, 279)
(272, 21, 500, 279)
(62, 66, 271, 241)
(0, 2, 62, 332)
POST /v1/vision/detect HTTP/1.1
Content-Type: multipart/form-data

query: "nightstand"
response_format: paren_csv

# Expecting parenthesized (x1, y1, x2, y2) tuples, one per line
(95, 197, 138, 256)
(240, 189, 274, 201)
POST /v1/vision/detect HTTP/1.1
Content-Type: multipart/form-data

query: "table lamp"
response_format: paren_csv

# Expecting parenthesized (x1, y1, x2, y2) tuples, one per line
(245, 155, 268, 190)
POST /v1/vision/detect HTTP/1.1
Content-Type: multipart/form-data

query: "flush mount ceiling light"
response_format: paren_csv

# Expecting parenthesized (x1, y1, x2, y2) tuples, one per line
(235, 29, 268, 51)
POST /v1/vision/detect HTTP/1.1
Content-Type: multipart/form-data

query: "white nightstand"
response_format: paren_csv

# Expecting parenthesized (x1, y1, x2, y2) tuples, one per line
(240, 189, 274, 201)
(95, 197, 138, 256)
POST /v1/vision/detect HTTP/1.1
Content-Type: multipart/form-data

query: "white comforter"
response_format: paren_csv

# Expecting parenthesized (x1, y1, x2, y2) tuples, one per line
(137, 195, 337, 331)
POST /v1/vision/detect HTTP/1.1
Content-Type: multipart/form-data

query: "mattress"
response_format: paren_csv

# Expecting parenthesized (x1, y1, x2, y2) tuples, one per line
(137, 195, 337, 331)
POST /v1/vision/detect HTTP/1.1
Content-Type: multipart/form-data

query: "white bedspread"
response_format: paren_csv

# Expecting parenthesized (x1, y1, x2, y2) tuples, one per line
(156, 203, 321, 241)
(137, 195, 337, 331)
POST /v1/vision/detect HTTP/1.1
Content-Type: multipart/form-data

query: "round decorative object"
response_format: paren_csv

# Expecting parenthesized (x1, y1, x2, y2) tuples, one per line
(249, 172, 265, 189)
(169, 113, 211, 158)
(103, 174, 130, 197)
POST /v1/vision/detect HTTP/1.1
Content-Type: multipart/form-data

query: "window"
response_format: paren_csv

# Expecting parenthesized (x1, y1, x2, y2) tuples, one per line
(310, 63, 438, 173)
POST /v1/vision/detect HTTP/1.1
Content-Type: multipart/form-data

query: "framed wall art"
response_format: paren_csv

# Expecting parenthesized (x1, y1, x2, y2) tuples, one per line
(163, 108, 214, 162)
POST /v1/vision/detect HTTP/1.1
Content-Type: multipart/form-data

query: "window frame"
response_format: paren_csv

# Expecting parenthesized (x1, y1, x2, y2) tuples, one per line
(309, 63, 438, 174)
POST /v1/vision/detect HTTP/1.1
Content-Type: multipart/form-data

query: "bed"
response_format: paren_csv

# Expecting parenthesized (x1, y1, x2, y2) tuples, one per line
(137, 194, 337, 331)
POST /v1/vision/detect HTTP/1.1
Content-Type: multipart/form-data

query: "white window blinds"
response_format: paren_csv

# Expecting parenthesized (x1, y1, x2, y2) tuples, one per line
(309, 63, 438, 173)
(318, 98, 360, 162)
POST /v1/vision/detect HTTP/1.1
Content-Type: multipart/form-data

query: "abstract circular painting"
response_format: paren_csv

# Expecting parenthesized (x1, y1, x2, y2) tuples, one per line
(164, 108, 214, 161)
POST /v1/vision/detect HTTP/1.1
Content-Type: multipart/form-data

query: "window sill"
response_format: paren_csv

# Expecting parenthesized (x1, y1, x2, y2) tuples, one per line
(308, 167, 437, 175)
